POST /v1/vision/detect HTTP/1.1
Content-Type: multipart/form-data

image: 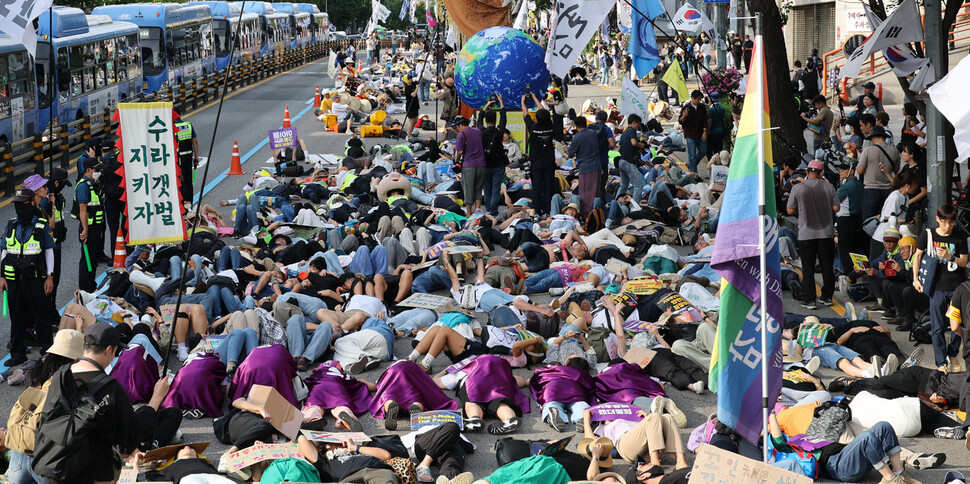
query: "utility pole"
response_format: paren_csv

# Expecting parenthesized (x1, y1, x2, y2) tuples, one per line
(715, 2, 727, 68)
(925, 0, 947, 226)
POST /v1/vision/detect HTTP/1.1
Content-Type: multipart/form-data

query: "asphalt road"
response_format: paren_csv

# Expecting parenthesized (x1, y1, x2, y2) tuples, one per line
(0, 60, 963, 483)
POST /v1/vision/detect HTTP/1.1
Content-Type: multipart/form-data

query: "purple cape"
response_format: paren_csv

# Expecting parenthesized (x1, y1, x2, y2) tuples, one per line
(229, 344, 299, 407)
(463, 355, 530, 413)
(163, 353, 228, 417)
(304, 362, 373, 414)
(529, 364, 595, 406)
(110, 344, 159, 405)
(594, 363, 667, 404)
(368, 360, 458, 418)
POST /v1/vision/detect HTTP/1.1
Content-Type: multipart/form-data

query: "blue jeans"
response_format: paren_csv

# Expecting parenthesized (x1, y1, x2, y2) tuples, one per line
(647, 181, 674, 208)
(525, 269, 564, 294)
(550, 193, 581, 216)
(685, 137, 706, 173)
(413, 266, 451, 293)
(930, 289, 961, 366)
(387, 308, 437, 335)
(541, 401, 591, 424)
(321, 251, 345, 275)
(232, 189, 272, 234)
(479, 289, 515, 313)
(347, 245, 388, 276)
(129, 333, 162, 364)
(206, 286, 242, 317)
(287, 314, 334, 361)
(280, 292, 330, 316)
(824, 421, 900, 482)
(419, 80, 431, 102)
(617, 160, 645, 202)
(607, 201, 629, 228)
(483, 166, 505, 215)
(9, 449, 46, 484)
(520, 242, 550, 273)
(489, 306, 521, 327)
(218, 327, 258, 365)
(217, 248, 243, 271)
(811, 344, 860, 369)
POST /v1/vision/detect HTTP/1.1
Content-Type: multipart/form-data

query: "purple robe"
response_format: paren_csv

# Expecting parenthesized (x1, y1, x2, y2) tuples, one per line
(594, 363, 667, 404)
(462, 355, 530, 413)
(529, 364, 595, 406)
(229, 344, 299, 407)
(368, 360, 458, 418)
(304, 361, 373, 414)
(163, 353, 228, 417)
(110, 344, 159, 405)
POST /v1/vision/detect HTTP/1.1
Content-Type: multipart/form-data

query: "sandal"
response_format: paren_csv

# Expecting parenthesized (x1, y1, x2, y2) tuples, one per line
(416, 465, 434, 483)
(297, 357, 311, 372)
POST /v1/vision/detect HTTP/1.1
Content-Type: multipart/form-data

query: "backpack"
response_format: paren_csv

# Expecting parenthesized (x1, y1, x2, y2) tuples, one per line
(32, 365, 114, 481)
(909, 312, 932, 345)
(6, 379, 52, 454)
(588, 122, 609, 154)
(584, 208, 605, 234)
(805, 400, 852, 442)
(586, 326, 618, 362)
(484, 127, 509, 166)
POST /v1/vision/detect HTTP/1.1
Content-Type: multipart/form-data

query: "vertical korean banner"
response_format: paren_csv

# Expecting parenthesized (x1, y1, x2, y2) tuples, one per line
(117, 102, 186, 245)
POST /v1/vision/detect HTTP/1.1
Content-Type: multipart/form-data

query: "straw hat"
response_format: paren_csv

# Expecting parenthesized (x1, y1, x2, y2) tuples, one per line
(577, 437, 614, 468)
(48, 329, 84, 360)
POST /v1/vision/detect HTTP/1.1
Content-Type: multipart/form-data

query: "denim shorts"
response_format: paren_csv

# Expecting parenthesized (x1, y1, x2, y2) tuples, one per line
(808, 344, 860, 369)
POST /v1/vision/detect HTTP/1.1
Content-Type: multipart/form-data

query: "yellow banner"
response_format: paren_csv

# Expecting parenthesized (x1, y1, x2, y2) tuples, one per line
(662, 61, 689, 101)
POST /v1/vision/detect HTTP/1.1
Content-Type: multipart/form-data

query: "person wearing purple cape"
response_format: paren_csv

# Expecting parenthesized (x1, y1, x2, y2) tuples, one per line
(303, 360, 375, 432)
(228, 344, 299, 407)
(437, 354, 530, 435)
(530, 360, 596, 432)
(110, 341, 160, 405)
(369, 360, 459, 431)
(163, 352, 229, 418)
(594, 362, 667, 404)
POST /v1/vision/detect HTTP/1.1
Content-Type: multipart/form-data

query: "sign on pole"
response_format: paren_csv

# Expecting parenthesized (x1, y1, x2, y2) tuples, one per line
(117, 102, 186, 245)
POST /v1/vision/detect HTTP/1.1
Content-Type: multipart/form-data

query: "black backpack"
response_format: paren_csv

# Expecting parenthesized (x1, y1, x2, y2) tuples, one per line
(32, 365, 114, 481)
(483, 127, 508, 166)
(588, 123, 608, 154)
(909, 312, 932, 345)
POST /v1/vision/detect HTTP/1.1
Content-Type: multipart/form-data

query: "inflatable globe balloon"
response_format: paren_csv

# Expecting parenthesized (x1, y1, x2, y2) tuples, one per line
(455, 27, 550, 110)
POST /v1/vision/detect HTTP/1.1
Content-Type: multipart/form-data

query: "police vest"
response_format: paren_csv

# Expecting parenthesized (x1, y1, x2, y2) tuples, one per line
(387, 195, 410, 219)
(175, 121, 194, 156)
(2, 219, 47, 280)
(72, 179, 104, 225)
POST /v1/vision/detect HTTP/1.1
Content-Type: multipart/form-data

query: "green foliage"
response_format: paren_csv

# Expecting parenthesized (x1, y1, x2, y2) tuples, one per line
(57, 0, 130, 13)
(316, 0, 427, 33)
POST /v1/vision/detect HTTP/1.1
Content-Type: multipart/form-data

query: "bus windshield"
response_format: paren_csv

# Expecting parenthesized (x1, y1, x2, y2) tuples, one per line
(140, 27, 165, 76)
(212, 19, 231, 58)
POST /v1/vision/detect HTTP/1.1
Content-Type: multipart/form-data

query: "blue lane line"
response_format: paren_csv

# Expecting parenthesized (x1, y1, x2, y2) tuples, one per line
(194, 98, 316, 205)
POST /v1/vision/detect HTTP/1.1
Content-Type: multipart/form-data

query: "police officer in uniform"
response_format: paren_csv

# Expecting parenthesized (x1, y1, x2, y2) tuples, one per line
(74, 159, 105, 292)
(175, 116, 199, 209)
(38, 168, 70, 302)
(0, 189, 57, 366)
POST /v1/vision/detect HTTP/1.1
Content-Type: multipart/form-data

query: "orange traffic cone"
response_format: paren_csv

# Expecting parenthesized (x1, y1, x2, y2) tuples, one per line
(314, 86, 321, 107)
(228, 140, 244, 175)
(283, 105, 292, 128)
(112, 228, 126, 268)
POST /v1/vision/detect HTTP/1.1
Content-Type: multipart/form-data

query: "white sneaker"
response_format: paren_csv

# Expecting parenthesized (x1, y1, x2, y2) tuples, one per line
(870, 356, 885, 378)
(217, 453, 230, 473)
(173, 429, 184, 443)
(838, 276, 850, 299)
(690, 381, 705, 394)
(460, 284, 476, 310)
(650, 396, 666, 415)
(664, 398, 688, 428)
(177, 346, 189, 361)
(882, 353, 899, 376)
(805, 356, 821, 375)
(548, 287, 566, 296)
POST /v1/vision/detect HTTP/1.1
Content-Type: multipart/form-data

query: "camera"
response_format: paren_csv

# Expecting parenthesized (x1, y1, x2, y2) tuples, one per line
(525, 83, 531, 91)
(489, 93, 498, 104)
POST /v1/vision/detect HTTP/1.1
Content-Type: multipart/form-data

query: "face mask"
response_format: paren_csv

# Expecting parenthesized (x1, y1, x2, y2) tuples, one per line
(91, 171, 102, 181)
(14, 204, 33, 221)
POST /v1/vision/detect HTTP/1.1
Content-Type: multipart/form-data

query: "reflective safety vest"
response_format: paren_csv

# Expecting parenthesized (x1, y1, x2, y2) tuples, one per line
(2, 218, 47, 280)
(387, 195, 410, 219)
(175, 121, 195, 156)
(72, 178, 104, 225)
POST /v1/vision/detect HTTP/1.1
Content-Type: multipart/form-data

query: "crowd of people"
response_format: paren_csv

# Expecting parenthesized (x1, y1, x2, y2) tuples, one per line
(0, 26, 966, 484)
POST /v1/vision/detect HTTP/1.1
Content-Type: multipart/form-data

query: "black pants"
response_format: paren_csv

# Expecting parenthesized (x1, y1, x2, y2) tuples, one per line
(79, 222, 104, 292)
(643, 348, 707, 390)
(869, 277, 891, 306)
(849, 334, 903, 361)
(886, 281, 928, 323)
(837, 214, 863, 274)
(706, 132, 724, 159)
(138, 407, 183, 449)
(7, 276, 55, 356)
(49, 248, 61, 308)
(179, 156, 194, 204)
(657, 80, 669, 103)
(105, 200, 124, 262)
(414, 422, 468, 478)
(532, 165, 557, 216)
(228, 410, 277, 449)
(710, 433, 762, 461)
(844, 366, 934, 399)
(798, 238, 836, 301)
(862, 188, 890, 220)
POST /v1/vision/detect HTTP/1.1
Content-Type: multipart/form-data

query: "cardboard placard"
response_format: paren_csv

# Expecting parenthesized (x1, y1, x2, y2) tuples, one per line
(443, 246, 483, 254)
(623, 347, 657, 368)
(604, 258, 628, 275)
(141, 442, 210, 466)
(247, 385, 302, 439)
(688, 444, 813, 484)
(622, 320, 658, 334)
(268, 127, 299, 150)
(410, 410, 463, 430)
(300, 430, 372, 443)
(623, 277, 663, 295)
(710, 165, 729, 191)
(850, 253, 869, 271)
(225, 442, 303, 471)
(399, 293, 459, 312)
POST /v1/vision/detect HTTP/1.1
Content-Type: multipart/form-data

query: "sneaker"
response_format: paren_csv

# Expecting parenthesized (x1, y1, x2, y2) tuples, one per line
(844, 301, 857, 321)
(934, 425, 967, 440)
(838, 276, 850, 299)
(789, 280, 804, 301)
(650, 396, 666, 415)
(865, 305, 884, 313)
(173, 429, 184, 442)
(881, 308, 898, 319)
(881, 353, 898, 376)
(886, 316, 904, 325)
(690, 381, 705, 394)
(217, 453, 230, 473)
(548, 287, 566, 296)
(943, 471, 965, 483)
(664, 398, 688, 428)
(901, 348, 924, 369)
(463, 417, 484, 432)
(897, 321, 913, 332)
(870, 356, 885, 378)
(177, 346, 189, 362)
(912, 452, 946, 470)
(384, 401, 399, 431)
(364, 355, 381, 371)
(858, 308, 871, 321)
(800, 299, 818, 310)
(951, 356, 966, 373)
(487, 417, 520, 435)
(817, 297, 834, 307)
(5, 353, 26, 368)
(338, 411, 363, 432)
(440, 472, 474, 484)
(879, 475, 906, 484)
(545, 407, 566, 432)
(805, 355, 821, 375)
(460, 284, 476, 310)
(827, 376, 858, 392)
(576, 421, 585, 433)
(347, 357, 370, 374)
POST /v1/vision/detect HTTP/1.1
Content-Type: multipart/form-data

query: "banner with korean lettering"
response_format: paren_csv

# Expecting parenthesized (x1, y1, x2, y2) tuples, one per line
(268, 127, 298, 150)
(115, 102, 186, 245)
(544, 0, 615, 77)
(0, 0, 54, 57)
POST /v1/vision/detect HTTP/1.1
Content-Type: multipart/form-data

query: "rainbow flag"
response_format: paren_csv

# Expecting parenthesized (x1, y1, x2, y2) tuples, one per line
(708, 35, 784, 445)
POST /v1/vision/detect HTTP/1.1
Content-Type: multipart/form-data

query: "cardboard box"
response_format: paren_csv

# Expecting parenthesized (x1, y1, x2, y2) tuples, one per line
(247, 385, 302, 439)
(399, 293, 459, 312)
(624, 347, 657, 368)
(688, 444, 813, 484)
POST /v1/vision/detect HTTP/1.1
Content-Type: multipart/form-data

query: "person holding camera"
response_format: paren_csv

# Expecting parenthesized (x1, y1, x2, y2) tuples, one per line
(478, 94, 508, 216)
(801, 95, 833, 153)
(522, 92, 562, 216)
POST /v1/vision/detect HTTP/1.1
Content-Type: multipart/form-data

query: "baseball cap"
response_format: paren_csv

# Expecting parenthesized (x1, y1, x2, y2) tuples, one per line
(11, 188, 33, 203)
(883, 227, 901, 240)
(50, 167, 72, 186)
(807, 160, 824, 172)
(863, 82, 876, 89)
(24, 174, 47, 192)
(48, 329, 84, 360)
(83, 158, 103, 173)
(452, 115, 469, 126)
(84, 322, 122, 347)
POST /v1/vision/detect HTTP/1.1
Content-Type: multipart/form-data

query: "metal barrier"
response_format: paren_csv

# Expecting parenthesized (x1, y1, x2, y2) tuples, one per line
(0, 41, 331, 197)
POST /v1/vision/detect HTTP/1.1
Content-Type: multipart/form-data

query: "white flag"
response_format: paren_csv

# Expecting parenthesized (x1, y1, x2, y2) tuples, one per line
(372, 0, 391, 23)
(909, 60, 934, 92)
(864, 6, 927, 77)
(513, 0, 531, 30)
(327, 51, 338, 79)
(841, 0, 923, 79)
(929, 56, 970, 160)
(544, 0, 615, 77)
(617, 0, 632, 30)
(672, 3, 710, 32)
(0, 0, 54, 57)
(620, 77, 649, 120)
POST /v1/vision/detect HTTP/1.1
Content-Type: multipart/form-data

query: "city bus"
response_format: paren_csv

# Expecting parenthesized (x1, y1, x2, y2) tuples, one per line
(93, 3, 217, 94)
(234, 2, 291, 57)
(0, 34, 38, 145)
(297, 4, 328, 42)
(272, 3, 312, 50)
(187, 1, 260, 71)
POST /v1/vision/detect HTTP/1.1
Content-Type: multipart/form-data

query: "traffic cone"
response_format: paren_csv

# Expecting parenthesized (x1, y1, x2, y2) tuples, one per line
(228, 140, 244, 175)
(112, 228, 126, 268)
(283, 105, 292, 128)
(314, 86, 321, 107)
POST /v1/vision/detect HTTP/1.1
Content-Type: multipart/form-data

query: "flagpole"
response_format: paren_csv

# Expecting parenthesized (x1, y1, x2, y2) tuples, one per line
(754, 14, 770, 463)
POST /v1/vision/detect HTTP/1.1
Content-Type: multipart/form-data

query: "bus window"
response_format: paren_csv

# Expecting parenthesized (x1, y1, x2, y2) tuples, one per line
(213, 19, 231, 58)
(127, 34, 142, 80)
(56, 49, 70, 103)
(0, 51, 36, 117)
(140, 28, 165, 76)
(200, 22, 213, 60)
(35, 43, 53, 109)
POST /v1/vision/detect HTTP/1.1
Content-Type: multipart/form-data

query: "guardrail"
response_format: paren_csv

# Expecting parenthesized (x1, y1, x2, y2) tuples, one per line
(0, 40, 338, 197)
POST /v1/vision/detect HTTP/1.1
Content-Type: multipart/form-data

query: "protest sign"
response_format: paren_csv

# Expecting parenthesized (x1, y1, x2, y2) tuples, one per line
(117, 102, 186, 245)
(624, 347, 657, 368)
(622, 320, 657, 334)
(850, 253, 869, 271)
(225, 442, 302, 472)
(623, 277, 662, 295)
(411, 410, 463, 430)
(710, 165, 729, 191)
(300, 430, 372, 443)
(268, 127, 298, 150)
(399, 293, 459, 312)
(620, 77, 649, 119)
(0, 0, 52, 56)
(141, 442, 210, 465)
(247, 385, 302, 439)
(689, 444, 813, 484)
(327, 51, 338, 79)
(505, 111, 527, 152)
(588, 403, 642, 422)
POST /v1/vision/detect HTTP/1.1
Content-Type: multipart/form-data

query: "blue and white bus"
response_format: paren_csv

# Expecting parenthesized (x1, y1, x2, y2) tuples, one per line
(234, 2, 291, 57)
(0, 34, 38, 144)
(297, 4, 328, 43)
(93, 3, 217, 94)
(272, 3, 312, 50)
(187, 1, 260, 71)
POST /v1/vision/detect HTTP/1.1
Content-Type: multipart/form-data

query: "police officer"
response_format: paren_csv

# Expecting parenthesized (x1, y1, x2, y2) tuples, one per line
(0, 188, 57, 366)
(37, 168, 70, 301)
(175, 115, 199, 208)
(74, 158, 105, 292)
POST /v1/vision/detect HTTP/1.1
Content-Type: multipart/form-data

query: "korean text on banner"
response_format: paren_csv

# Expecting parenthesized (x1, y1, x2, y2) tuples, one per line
(268, 127, 299, 150)
(0, 0, 54, 56)
(118, 102, 186, 245)
(544, 0, 615, 77)
(620, 77, 650, 119)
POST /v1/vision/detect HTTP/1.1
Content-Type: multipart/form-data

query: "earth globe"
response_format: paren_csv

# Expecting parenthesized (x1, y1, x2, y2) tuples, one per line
(455, 26, 550, 110)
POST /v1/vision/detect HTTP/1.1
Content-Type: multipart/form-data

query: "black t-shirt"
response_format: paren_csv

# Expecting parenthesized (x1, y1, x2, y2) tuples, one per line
(312, 452, 391, 482)
(899, 163, 927, 189)
(162, 458, 220, 484)
(619, 126, 640, 164)
(307, 272, 342, 308)
(918, 228, 969, 291)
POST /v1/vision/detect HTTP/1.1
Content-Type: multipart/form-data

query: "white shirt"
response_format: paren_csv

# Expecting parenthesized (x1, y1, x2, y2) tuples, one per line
(344, 294, 386, 317)
(872, 190, 907, 241)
